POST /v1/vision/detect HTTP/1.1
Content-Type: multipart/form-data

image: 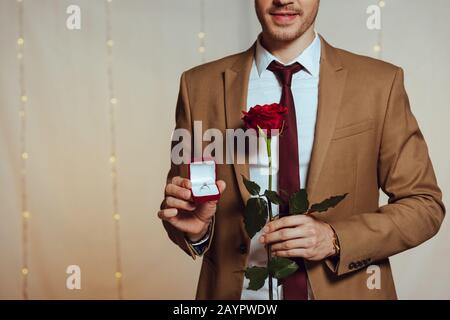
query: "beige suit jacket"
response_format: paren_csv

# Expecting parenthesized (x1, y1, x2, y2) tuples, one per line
(162, 36, 445, 299)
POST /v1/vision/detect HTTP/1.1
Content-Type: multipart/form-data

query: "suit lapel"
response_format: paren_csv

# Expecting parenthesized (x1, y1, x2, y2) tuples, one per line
(224, 44, 255, 205)
(306, 36, 348, 198)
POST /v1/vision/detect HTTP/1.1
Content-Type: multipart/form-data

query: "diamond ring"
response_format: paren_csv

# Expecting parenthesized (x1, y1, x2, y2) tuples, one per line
(200, 183, 210, 191)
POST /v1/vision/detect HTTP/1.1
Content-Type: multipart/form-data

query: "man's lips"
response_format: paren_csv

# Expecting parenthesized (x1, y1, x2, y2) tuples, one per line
(270, 11, 299, 16)
(269, 11, 300, 24)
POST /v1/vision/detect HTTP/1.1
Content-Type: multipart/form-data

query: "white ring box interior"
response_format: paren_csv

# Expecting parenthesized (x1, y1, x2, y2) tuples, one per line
(190, 160, 220, 201)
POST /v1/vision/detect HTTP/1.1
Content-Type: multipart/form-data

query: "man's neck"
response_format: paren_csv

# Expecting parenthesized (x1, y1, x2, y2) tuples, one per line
(260, 25, 316, 64)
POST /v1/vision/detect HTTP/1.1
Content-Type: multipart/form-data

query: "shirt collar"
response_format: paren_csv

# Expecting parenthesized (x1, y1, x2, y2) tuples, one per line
(255, 32, 321, 78)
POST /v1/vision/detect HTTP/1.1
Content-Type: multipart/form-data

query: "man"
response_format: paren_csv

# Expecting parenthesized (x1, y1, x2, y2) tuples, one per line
(158, 0, 445, 299)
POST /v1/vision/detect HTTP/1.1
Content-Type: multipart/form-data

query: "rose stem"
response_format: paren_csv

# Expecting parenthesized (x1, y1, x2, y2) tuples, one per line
(267, 136, 274, 301)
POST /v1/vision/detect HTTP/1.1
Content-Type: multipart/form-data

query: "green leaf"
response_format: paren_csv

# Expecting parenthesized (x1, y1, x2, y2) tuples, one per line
(309, 193, 349, 213)
(264, 190, 284, 205)
(289, 189, 309, 214)
(244, 266, 269, 291)
(244, 197, 268, 238)
(241, 175, 261, 196)
(268, 257, 299, 280)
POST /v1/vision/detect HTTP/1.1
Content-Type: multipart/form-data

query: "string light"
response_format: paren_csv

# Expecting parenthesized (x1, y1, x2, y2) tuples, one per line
(373, 0, 386, 59)
(198, 0, 206, 62)
(16, 0, 30, 300)
(105, 0, 124, 300)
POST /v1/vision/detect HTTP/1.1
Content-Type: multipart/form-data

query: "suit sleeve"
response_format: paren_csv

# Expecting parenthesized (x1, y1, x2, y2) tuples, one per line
(161, 71, 214, 260)
(326, 67, 446, 276)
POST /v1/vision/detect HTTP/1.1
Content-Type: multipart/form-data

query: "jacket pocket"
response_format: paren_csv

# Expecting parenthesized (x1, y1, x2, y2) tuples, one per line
(332, 118, 374, 141)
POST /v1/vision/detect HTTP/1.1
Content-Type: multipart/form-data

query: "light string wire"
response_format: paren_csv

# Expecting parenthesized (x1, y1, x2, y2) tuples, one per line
(198, 0, 206, 62)
(105, 0, 124, 300)
(16, 0, 30, 300)
(373, 0, 385, 59)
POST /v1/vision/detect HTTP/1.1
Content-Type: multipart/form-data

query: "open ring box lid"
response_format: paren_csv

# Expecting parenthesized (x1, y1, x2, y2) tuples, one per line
(189, 159, 220, 203)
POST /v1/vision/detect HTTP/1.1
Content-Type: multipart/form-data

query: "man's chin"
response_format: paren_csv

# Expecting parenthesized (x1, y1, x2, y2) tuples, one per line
(265, 28, 303, 42)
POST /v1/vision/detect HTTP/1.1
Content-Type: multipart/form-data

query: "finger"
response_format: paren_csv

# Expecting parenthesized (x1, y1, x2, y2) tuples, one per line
(171, 176, 192, 189)
(260, 227, 305, 244)
(165, 196, 196, 211)
(263, 215, 312, 234)
(273, 248, 312, 259)
(165, 183, 192, 201)
(157, 208, 178, 220)
(158, 213, 186, 232)
(216, 180, 226, 193)
(271, 238, 311, 252)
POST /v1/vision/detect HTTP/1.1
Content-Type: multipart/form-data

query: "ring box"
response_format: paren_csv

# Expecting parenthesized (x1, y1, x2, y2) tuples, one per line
(189, 159, 221, 203)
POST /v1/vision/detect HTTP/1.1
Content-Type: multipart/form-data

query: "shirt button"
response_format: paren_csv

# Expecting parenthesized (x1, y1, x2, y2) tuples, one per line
(239, 244, 247, 254)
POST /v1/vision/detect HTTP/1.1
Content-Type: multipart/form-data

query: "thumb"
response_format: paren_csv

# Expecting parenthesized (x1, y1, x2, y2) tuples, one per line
(216, 180, 226, 194)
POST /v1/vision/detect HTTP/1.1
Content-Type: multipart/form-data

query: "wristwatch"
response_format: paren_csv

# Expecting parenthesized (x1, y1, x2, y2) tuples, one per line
(331, 228, 341, 256)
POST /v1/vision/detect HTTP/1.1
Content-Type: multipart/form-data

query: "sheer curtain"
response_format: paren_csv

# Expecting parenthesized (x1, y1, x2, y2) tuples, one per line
(0, 0, 448, 299)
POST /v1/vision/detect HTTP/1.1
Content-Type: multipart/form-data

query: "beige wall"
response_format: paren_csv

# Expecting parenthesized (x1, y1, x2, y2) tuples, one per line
(0, 0, 448, 299)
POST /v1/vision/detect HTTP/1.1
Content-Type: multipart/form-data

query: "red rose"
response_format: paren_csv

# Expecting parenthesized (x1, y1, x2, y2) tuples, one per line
(242, 103, 287, 138)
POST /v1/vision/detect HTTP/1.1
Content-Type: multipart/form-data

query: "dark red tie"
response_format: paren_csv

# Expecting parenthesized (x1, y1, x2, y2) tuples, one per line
(267, 60, 308, 300)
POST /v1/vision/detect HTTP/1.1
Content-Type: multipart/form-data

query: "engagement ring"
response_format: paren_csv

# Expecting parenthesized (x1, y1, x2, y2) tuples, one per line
(200, 183, 210, 191)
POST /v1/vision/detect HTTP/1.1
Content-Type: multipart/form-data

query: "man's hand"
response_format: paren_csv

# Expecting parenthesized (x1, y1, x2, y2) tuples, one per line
(157, 176, 226, 242)
(260, 214, 336, 261)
